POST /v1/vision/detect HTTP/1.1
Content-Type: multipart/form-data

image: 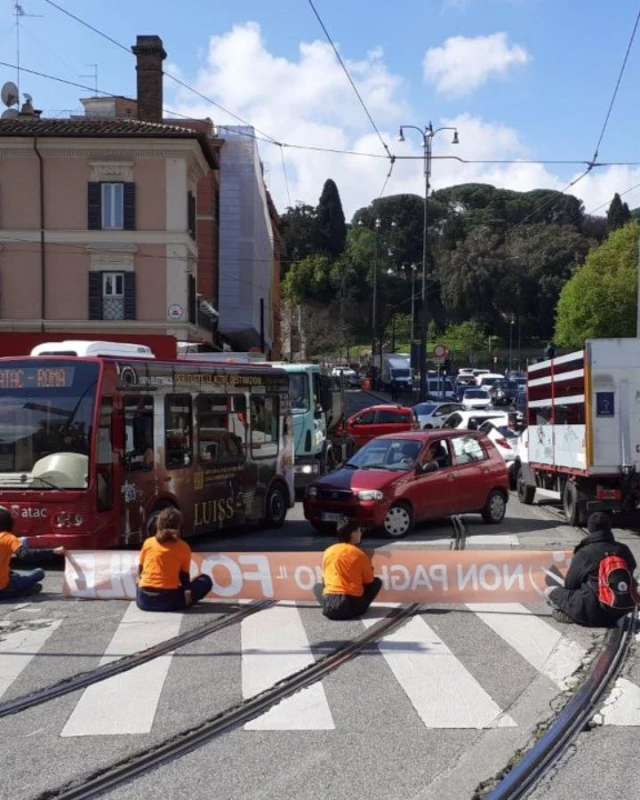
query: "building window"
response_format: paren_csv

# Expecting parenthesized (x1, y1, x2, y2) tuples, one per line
(102, 272, 125, 320)
(187, 191, 196, 239)
(101, 183, 124, 230)
(89, 271, 136, 321)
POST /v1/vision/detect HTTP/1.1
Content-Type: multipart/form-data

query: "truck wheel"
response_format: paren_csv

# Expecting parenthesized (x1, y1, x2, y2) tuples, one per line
(482, 490, 507, 524)
(562, 481, 586, 527)
(517, 473, 535, 505)
(263, 485, 288, 529)
(509, 460, 520, 491)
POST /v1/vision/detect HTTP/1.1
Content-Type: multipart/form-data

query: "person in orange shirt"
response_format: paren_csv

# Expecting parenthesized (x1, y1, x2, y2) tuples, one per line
(136, 507, 213, 612)
(0, 506, 64, 600)
(318, 520, 382, 620)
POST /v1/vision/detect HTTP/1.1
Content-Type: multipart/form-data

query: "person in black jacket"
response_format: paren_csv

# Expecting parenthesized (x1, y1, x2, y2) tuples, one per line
(547, 512, 637, 627)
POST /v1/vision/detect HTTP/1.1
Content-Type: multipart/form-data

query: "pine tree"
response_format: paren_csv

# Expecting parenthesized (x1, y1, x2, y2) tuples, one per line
(315, 179, 346, 258)
(607, 193, 631, 231)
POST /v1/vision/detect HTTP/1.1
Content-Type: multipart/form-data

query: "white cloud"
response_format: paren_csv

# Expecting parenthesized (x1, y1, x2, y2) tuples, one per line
(166, 23, 636, 220)
(423, 33, 529, 96)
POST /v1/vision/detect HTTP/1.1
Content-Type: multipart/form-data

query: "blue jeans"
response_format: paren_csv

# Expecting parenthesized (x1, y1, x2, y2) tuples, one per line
(0, 569, 45, 600)
(136, 574, 213, 612)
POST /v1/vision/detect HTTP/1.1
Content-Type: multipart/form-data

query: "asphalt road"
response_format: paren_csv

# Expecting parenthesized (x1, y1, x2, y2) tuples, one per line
(2, 392, 640, 800)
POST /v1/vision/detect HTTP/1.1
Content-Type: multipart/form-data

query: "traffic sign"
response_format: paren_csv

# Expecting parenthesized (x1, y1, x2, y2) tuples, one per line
(433, 344, 449, 360)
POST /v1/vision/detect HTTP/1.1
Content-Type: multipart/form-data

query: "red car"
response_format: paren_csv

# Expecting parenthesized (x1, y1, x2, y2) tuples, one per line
(345, 404, 417, 450)
(304, 430, 509, 537)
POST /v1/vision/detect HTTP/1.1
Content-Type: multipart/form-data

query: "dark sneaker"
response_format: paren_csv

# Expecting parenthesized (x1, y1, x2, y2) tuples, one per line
(28, 583, 43, 596)
(552, 607, 574, 624)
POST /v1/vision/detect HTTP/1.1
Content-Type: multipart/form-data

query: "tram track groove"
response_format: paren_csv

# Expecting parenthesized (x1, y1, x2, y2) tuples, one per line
(33, 603, 421, 800)
(478, 609, 636, 799)
(0, 600, 274, 719)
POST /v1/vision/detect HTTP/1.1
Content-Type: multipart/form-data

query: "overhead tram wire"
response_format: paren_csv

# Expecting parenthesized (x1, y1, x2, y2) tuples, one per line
(588, 180, 640, 215)
(306, 0, 394, 162)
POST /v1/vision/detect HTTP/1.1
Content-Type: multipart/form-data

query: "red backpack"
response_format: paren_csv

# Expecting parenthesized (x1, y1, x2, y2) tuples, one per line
(597, 554, 640, 612)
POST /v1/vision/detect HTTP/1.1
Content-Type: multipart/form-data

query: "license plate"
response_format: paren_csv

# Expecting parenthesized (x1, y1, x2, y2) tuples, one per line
(321, 512, 343, 523)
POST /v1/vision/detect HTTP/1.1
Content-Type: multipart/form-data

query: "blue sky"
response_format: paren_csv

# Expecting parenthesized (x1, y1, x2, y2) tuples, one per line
(2, 0, 639, 217)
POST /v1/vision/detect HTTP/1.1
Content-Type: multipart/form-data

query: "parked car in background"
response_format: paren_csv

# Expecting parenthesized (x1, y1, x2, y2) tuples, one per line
(443, 409, 510, 431)
(477, 419, 519, 487)
(455, 374, 476, 400)
(344, 404, 417, 450)
(488, 378, 516, 407)
(462, 387, 492, 409)
(304, 430, 510, 537)
(413, 401, 464, 429)
(475, 372, 505, 389)
(425, 376, 456, 400)
(330, 367, 360, 388)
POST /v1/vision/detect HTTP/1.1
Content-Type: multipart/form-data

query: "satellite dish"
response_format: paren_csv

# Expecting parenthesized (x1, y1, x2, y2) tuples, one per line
(1, 108, 19, 119)
(1, 81, 19, 108)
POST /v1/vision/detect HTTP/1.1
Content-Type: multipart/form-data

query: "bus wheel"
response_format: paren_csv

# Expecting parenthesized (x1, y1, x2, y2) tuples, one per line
(264, 485, 287, 529)
(562, 481, 586, 527)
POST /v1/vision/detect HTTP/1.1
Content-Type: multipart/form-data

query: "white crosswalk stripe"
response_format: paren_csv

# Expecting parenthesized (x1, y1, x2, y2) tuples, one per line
(0, 619, 61, 699)
(363, 613, 516, 729)
(467, 603, 586, 690)
(61, 603, 183, 737)
(241, 604, 334, 730)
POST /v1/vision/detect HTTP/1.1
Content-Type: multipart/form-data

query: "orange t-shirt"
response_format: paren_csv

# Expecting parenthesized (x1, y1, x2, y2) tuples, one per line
(138, 537, 192, 591)
(322, 543, 374, 598)
(0, 532, 24, 591)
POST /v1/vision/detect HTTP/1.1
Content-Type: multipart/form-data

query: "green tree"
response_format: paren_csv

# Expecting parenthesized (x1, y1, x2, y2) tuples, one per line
(279, 204, 318, 274)
(555, 223, 640, 347)
(444, 321, 486, 358)
(282, 254, 334, 305)
(315, 179, 346, 258)
(607, 193, 631, 232)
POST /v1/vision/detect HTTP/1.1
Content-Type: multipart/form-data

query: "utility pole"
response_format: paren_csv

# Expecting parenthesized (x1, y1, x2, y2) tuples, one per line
(398, 124, 459, 401)
(371, 217, 381, 374)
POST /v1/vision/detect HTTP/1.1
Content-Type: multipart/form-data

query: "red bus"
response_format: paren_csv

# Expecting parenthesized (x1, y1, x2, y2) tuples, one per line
(0, 342, 294, 549)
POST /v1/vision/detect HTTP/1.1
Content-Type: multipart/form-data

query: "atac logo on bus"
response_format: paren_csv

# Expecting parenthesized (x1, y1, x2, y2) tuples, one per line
(10, 504, 48, 519)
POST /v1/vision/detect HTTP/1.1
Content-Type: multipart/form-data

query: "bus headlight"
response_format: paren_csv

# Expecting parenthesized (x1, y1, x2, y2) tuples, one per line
(357, 490, 384, 501)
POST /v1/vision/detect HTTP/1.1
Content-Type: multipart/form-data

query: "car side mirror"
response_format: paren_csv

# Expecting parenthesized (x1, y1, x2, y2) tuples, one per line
(417, 461, 438, 475)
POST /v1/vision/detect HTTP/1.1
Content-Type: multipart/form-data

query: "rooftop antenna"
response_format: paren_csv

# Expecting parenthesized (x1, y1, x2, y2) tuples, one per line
(79, 64, 98, 95)
(14, 2, 43, 101)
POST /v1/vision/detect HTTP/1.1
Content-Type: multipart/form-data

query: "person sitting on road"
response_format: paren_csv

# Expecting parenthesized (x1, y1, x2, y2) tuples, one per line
(546, 512, 638, 626)
(316, 520, 382, 620)
(137, 507, 213, 612)
(0, 506, 64, 600)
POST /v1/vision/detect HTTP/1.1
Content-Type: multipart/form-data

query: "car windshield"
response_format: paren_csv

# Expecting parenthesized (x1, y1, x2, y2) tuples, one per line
(414, 403, 437, 415)
(0, 360, 99, 488)
(288, 372, 309, 414)
(346, 438, 422, 470)
(464, 389, 489, 398)
(480, 377, 502, 387)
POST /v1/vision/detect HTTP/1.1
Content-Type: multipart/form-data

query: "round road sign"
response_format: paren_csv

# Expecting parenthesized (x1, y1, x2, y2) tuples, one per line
(433, 344, 448, 359)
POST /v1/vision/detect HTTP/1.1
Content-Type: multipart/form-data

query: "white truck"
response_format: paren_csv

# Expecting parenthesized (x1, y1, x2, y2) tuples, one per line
(517, 339, 640, 525)
(380, 354, 413, 392)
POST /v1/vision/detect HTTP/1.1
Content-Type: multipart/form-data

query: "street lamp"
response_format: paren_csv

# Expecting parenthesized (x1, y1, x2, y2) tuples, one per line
(398, 122, 459, 401)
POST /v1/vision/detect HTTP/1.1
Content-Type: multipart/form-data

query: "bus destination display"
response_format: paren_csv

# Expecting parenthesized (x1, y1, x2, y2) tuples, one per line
(0, 367, 75, 390)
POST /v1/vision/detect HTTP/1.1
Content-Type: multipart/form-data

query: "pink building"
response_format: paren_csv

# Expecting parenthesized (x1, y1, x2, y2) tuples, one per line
(0, 36, 218, 355)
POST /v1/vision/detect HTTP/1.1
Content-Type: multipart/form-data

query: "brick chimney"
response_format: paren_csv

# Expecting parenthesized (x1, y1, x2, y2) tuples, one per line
(131, 35, 166, 123)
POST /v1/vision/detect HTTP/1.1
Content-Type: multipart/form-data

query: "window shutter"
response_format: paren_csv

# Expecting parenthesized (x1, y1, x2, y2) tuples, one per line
(88, 182, 101, 230)
(88, 272, 103, 320)
(188, 274, 196, 323)
(123, 183, 136, 231)
(187, 192, 196, 239)
(124, 272, 136, 320)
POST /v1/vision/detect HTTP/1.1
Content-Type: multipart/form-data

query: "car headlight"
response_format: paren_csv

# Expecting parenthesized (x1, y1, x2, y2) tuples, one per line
(307, 486, 318, 498)
(357, 489, 384, 501)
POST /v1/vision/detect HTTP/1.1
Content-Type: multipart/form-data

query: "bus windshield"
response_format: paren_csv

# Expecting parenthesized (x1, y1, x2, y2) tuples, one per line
(288, 372, 310, 414)
(0, 360, 99, 488)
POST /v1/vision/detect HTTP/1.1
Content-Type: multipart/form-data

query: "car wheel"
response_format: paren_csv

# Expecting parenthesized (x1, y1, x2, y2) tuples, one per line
(517, 473, 535, 505)
(562, 480, 586, 527)
(509, 460, 520, 491)
(482, 490, 507, 524)
(263, 484, 288, 528)
(383, 502, 413, 537)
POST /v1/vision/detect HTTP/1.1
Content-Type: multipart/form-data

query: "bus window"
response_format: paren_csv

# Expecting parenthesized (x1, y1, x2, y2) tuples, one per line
(229, 394, 248, 452)
(196, 395, 243, 465)
(165, 394, 193, 469)
(124, 396, 154, 472)
(289, 373, 309, 414)
(97, 398, 113, 511)
(251, 395, 279, 458)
